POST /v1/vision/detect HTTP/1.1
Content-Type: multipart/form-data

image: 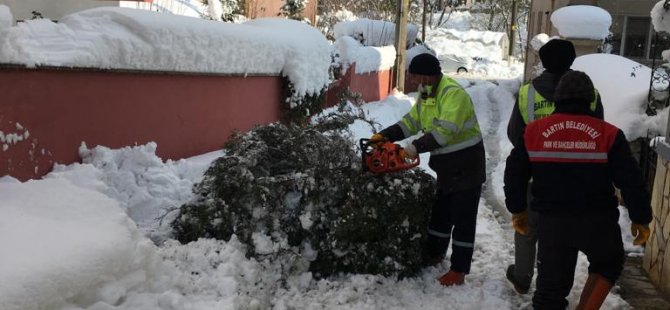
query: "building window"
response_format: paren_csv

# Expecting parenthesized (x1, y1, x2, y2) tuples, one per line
(614, 16, 670, 61)
(623, 17, 650, 58)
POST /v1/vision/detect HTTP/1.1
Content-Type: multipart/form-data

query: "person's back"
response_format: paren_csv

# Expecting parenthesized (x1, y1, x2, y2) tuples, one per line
(504, 71, 652, 309)
(525, 113, 624, 215)
(507, 39, 604, 147)
(505, 38, 586, 295)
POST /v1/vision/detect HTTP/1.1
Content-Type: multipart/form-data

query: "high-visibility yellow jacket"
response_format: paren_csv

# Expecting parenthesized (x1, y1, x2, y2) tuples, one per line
(396, 77, 483, 155)
(380, 76, 485, 192)
(507, 72, 604, 147)
(517, 83, 599, 124)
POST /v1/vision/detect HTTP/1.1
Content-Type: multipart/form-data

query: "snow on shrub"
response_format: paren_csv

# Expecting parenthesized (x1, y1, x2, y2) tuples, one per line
(172, 120, 435, 278)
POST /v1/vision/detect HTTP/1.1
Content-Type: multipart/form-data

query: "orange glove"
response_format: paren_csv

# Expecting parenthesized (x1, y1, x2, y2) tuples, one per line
(631, 223, 650, 246)
(512, 210, 529, 235)
(370, 133, 385, 143)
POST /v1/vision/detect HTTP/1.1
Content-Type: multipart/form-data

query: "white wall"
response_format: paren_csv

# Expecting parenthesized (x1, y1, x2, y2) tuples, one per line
(0, 0, 118, 22)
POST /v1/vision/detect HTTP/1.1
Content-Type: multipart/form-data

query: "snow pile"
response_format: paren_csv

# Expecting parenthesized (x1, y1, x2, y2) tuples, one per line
(551, 5, 611, 40)
(426, 28, 507, 62)
(46, 142, 222, 242)
(333, 18, 418, 47)
(573, 53, 668, 139)
(334, 36, 396, 74)
(431, 10, 474, 31)
(0, 178, 158, 310)
(0, 7, 331, 96)
(530, 33, 551, 52)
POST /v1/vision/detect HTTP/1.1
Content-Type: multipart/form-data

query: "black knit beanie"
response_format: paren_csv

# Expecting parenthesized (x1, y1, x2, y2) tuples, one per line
(409, 53, 442, 76)
(554, 71, 594, 104)
(539, 39, 576, 74)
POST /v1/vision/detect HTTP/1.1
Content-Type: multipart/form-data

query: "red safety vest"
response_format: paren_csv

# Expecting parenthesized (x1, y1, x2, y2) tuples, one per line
(524, 114, 619, 164)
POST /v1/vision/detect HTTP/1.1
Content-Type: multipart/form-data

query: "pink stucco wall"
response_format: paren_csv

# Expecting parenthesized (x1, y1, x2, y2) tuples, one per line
(0, 66, 283, 181)
(326, 63, 394, 106)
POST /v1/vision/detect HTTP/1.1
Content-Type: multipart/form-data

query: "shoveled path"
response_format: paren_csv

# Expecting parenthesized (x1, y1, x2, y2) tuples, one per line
(618, 256, 670, 309)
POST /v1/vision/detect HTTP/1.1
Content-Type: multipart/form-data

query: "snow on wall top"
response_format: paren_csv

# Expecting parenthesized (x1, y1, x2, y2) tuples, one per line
(0, 7, 331, 96)
(334, 36, 396, 74)
(333, 18, 418, 48)
(551, 5, 611, 40)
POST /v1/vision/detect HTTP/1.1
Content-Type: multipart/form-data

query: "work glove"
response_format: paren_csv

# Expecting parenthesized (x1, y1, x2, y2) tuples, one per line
(400, 143, 418, 160)
(512, 210, 529, 235)
(370, 133, 386, 144)
(631, 223, 650, 246)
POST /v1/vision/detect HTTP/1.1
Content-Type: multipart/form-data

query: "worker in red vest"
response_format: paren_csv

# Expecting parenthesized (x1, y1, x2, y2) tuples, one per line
(505, 39, 605, 295)
(504, 71, 652, 309)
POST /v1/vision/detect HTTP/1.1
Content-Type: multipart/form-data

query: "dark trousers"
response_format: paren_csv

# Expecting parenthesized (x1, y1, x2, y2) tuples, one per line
(425, 186, 481, 273)
(513, 184, 539, 288)
(513, 209, 539, 287)
(533, 211, 624, 310)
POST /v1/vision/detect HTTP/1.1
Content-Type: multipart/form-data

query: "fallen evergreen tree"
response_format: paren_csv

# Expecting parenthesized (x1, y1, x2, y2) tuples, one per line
(172, 116, 435, 278)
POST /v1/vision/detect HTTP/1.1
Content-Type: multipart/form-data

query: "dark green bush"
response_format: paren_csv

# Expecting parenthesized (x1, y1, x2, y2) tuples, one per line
(172, 121, 435, 278)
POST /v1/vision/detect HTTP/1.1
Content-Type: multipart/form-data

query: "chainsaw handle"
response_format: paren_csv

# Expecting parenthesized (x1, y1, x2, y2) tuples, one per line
(359, 138, 373, 154)
(360, 138, 420, 174)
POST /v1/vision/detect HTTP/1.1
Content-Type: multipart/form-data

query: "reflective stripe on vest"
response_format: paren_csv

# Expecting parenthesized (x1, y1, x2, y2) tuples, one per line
(528, 151, 607, 160)
(523, 84, 599, 124)
(431, 135, 483, 155)
(396, 85, 461, 139)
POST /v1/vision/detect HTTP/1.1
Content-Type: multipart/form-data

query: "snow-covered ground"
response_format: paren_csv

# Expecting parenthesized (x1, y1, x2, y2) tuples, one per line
(1, 77, 645, 310)
(1, 4, 667, 310)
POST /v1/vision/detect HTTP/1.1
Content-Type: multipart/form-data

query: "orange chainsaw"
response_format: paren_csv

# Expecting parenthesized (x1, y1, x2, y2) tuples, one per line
(360, 138, 420, 174)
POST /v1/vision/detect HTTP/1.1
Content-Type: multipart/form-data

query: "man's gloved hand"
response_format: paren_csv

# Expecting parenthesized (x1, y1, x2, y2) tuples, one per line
(512, 210, 529, 235)
(401, 143, 418, 160)
(370, 133, 386, 144)
(631, 223, 650, 246)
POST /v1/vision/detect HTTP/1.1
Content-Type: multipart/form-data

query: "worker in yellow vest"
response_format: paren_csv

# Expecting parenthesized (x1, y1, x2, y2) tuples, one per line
(505, 39, 604, 294)
(371, 53, 485, 286)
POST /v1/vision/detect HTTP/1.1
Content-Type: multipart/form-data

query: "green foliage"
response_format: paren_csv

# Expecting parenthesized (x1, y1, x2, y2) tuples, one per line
(172, 122, 435, 278)
(282, 80, 327, 125)
(280, 0, 309, 20)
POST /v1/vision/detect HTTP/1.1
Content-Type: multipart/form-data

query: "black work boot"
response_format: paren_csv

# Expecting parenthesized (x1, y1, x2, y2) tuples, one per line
(506, 264, 530, 294)
(421, 235, 448, 267)
(422, 254, 445, 267)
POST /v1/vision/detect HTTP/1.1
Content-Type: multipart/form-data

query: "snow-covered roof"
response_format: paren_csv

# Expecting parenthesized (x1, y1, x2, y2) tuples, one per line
(0, 7, 331, 96)
(551, 5, 611, 40)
